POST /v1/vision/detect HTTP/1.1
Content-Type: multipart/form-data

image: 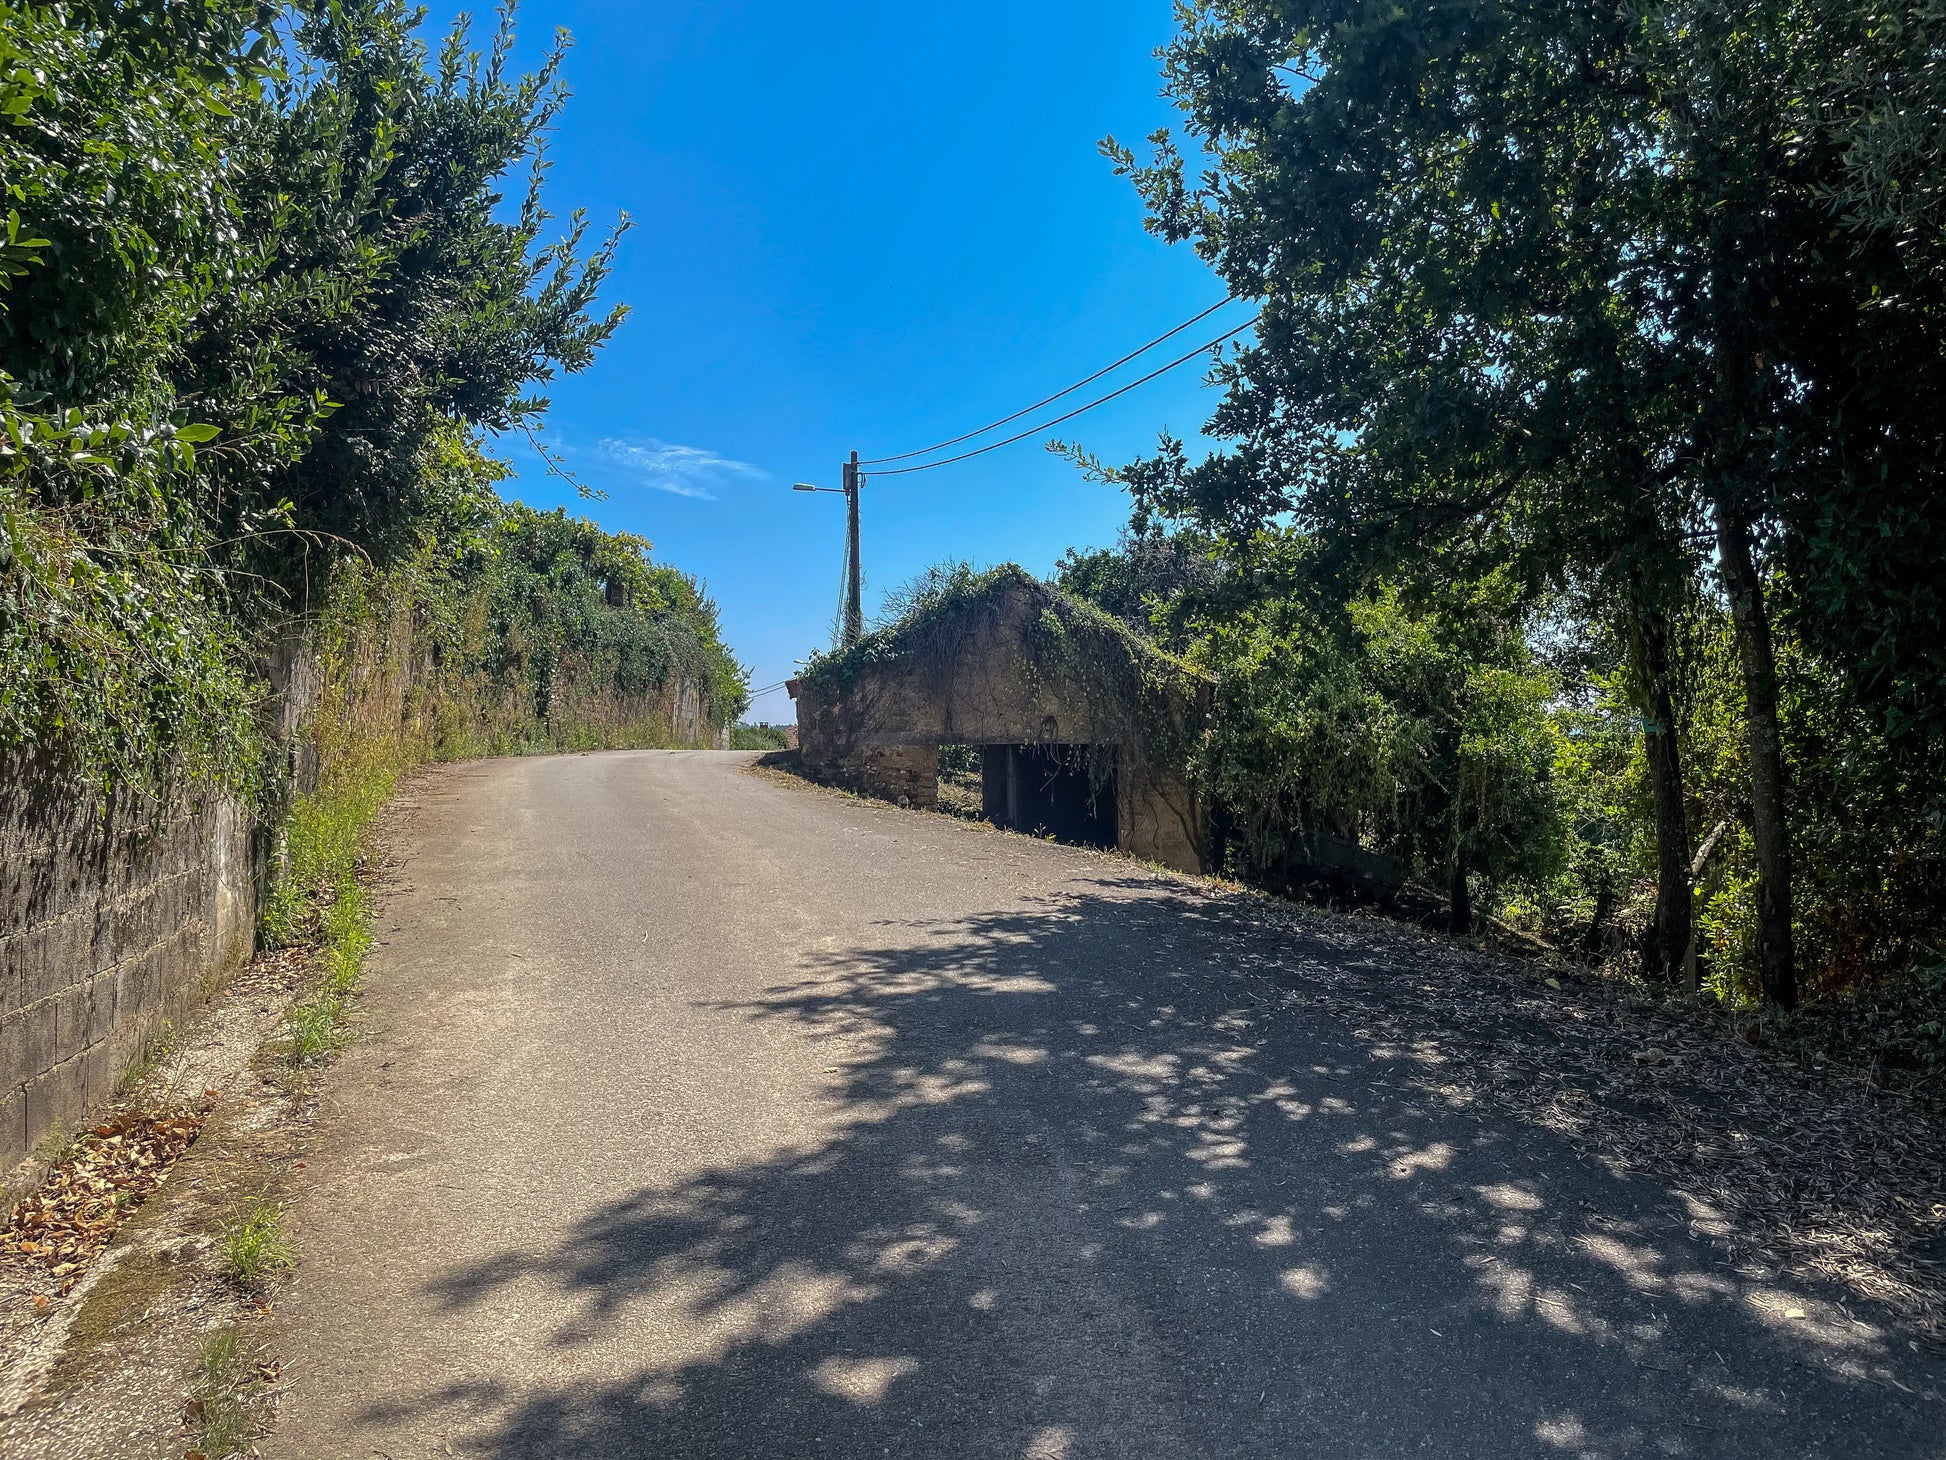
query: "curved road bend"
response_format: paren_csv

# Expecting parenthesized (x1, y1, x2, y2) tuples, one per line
(268, 751, 1942, 1459)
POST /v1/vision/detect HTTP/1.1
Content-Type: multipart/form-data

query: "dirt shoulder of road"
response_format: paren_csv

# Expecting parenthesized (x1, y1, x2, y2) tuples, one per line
(744, 751, 1946, 1345)
(0, 953, 311, 1458)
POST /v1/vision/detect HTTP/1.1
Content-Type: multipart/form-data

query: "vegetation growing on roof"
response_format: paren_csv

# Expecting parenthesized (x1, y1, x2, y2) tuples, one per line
(803, 562, 1201, 686)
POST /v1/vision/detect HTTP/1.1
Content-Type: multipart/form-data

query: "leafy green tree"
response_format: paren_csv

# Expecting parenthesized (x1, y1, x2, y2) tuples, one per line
(1105, 0, 1712, 980)
(1762, 0, 1946, 820)
(1054, 527, 1223, 653)
(1193, 557, 1563, 926)
(203, 0, 628, 567)
(0, 1, 658, 790)
(0, 0, 293, 785)
(1108, 0, 1946, 1004)
(0, 2, 279, 401)
(481, 504, 748, 731)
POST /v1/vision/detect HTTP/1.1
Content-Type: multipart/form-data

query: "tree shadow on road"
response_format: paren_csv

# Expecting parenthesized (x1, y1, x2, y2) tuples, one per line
(395, 879, 1939, 1458)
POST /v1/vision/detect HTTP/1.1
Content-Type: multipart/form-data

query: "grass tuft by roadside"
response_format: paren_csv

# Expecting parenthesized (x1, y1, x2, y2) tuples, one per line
(261, 756, 397, 953)
(119, 1019, 179, 1097)
(221, 1198, 297, 1287)
(185, 1323, 278, 1460)
(280, 989, 353, 1070)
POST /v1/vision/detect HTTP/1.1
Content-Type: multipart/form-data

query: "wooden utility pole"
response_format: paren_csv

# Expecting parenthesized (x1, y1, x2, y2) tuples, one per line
(791, 454, 864, 649)
(843, 450, 863, 647)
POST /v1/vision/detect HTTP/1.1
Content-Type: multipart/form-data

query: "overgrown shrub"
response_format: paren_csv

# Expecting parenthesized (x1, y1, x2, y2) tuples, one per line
(1195, 574, 1563, 921)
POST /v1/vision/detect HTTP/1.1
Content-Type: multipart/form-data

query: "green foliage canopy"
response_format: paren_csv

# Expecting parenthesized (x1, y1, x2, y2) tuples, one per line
(0, 1, 739, 792)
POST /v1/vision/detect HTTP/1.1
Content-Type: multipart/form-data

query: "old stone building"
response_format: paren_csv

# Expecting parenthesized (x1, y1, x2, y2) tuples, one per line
(788, 568, 1213, 872)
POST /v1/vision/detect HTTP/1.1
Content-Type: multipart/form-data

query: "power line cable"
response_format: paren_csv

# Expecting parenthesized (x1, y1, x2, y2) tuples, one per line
(859, 298, 1241, 466)
(865, 314, 1261, 479)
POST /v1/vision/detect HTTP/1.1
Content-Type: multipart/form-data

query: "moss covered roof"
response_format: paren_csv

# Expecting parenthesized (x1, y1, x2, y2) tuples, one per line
(797, 563, 1207, 696)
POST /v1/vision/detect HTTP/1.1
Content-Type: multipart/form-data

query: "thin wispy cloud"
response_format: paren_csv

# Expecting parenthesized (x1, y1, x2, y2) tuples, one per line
(590, 437, 765, 501)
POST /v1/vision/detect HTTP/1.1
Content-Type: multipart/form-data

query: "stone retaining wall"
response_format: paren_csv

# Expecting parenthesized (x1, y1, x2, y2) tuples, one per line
(0, 769, 255, 1187)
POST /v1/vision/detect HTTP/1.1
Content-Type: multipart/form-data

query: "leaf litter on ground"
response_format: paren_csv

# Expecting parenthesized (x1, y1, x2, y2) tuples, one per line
(2, 945, 313, 1305)
(1217, 892, 1946, 1342)
(4, 1102, 214, 1296)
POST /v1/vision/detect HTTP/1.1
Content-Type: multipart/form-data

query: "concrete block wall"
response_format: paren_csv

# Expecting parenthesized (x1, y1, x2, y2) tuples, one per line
(0, 763, 255, 1188)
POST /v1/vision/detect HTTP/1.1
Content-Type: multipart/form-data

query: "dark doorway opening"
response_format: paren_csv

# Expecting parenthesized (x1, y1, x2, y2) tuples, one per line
(980, 744, 1117, 850)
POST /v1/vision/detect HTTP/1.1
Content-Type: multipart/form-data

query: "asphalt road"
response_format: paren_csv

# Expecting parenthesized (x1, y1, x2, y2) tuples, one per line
(267, 751, 1944, 1459)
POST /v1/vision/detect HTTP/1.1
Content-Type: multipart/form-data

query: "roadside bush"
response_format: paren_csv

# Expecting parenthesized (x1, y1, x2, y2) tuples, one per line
(1193, 573, 1562, 926)
(731, 724, 793, 751)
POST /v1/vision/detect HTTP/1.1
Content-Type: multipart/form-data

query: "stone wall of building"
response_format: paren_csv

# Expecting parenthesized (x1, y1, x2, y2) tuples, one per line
(792, 577, 1211, 872)
(1118, 761, 1205, 875)
(812, 744, 940, 810)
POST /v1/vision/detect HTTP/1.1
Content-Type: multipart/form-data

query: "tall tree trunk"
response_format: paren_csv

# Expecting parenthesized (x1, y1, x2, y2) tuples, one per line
(1624, 585, 1692, 981)
(1714, 503, 1797, 1008)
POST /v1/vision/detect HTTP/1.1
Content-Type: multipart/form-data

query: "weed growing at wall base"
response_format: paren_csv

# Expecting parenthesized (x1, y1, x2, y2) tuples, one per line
(266, 745, 390, 1071)
(280, 991, 352, 1069)
(119, 1020, 178, 1104)
(259, 756, 396, 952)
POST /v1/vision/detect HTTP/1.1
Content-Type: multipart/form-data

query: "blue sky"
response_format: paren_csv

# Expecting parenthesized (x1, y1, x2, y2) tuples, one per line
(433, 1, 1237, 723)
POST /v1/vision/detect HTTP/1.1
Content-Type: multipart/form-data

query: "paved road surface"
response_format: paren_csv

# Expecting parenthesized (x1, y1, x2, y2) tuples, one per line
(268, 752, 1943, 1458)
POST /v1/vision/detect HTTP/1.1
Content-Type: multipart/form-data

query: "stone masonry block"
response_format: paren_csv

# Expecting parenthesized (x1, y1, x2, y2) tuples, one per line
(0, 1086, 25, 1176)
(83, 966, 121, 1052)
(3, 813, 95, 927)
(0, 996, 62, 1092)
(158, 921, 205, 998)
(54, 978, 97, 1057)
(79, 1035, 125, 1112)
(0, 847, 57, 930)
(118, 944, 172, 1029)
(98, 873, 184, 969)
(856, 745, 940, 810)
(0, 912, 90, 1017)
(23, 1052, 88, 1155)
